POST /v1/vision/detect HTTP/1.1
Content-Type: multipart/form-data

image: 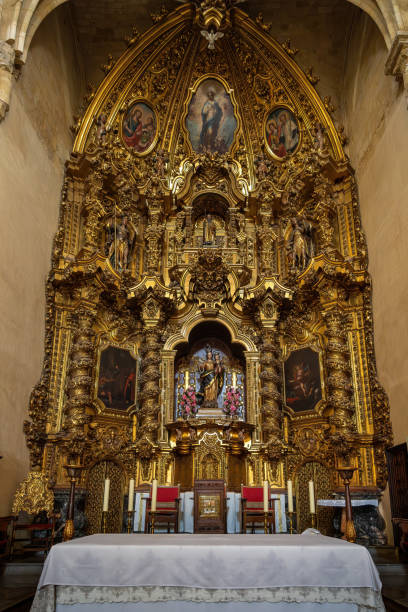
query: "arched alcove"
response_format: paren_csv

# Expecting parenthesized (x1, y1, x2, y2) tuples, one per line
(173, 320, 247, 420)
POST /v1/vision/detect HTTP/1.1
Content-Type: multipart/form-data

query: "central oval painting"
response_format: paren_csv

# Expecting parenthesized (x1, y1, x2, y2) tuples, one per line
(122, 100, 157, 155)
(186, 78, 238, 154)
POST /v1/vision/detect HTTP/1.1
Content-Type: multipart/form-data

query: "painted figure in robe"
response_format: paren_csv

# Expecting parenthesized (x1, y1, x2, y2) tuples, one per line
(200, 89, 222, 152)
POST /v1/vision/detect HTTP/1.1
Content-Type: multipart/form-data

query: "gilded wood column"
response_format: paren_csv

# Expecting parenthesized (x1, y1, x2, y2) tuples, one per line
(138, 327, 162, 444)
(63, 307, 97, 459)
(323, 309, 355, 460)
(259, 329, 282, 442)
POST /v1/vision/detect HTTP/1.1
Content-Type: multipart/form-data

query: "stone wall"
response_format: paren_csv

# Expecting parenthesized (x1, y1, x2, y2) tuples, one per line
(0, 5, 84, 515)
(343, 12, 408, 446)
(343, 11, 408, 543)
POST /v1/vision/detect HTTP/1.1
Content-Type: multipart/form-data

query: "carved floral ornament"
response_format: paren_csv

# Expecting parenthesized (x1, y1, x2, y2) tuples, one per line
(15, 0, 392, 517)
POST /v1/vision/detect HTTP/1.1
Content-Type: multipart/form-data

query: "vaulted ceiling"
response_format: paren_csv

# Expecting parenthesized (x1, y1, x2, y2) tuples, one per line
(69, 0, 360, 113)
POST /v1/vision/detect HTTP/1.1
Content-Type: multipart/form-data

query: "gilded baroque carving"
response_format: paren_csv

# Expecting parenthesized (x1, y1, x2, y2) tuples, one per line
(16, 1, 392, 524)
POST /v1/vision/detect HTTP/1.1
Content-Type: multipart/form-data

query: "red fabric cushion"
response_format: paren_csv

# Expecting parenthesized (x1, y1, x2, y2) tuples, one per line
(242, 487, 266, 502)
(149, 487, 179, 503)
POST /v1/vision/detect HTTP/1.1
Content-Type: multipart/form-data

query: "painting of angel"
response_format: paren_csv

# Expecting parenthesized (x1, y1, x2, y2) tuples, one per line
(186, 78, 237, 154)
(265, 107, 299, 159)
(97, 346, 137, 411)
(284, 347, 322, 413)
(122, 101, 157, 154)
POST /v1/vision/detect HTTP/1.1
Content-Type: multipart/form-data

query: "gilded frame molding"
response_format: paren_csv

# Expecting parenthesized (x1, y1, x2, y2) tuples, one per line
(263, 103, 302, 162)
(120, 97, 159, 157)
(180, 73, 242, 157)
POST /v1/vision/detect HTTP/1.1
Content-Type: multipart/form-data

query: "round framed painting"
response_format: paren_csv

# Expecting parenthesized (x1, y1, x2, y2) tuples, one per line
(264, 105, 300, 160)
(121, 100, 158, 155)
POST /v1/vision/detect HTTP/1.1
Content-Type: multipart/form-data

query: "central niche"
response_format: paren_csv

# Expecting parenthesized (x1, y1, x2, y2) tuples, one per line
(174, 322, 246, 420)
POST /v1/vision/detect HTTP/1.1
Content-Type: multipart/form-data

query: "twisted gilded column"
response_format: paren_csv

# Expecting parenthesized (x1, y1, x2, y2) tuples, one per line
(323, 309, 355, 458)
(63, 307, 97, 458)
(259, 329, 282, 442)
(138, 327, 162, 444)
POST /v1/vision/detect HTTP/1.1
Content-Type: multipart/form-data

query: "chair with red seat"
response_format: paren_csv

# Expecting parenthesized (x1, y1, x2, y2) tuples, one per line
(145, 485, 180, 533)
(0, 516, 15, 559)
(241, 485, 275, 534)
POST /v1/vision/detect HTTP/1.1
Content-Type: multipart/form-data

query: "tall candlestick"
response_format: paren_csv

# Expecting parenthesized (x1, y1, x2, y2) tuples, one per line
(151, 479, 158, 512)
(308, 480, 315, 514)
(103, 478, 110, 512)
(128, 479, 135, 512)
(287, 480, 293, 513)
(263, 480, 268, 513)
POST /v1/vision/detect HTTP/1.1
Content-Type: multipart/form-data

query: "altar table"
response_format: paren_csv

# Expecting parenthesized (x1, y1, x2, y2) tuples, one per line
(31, 533, 384, 611)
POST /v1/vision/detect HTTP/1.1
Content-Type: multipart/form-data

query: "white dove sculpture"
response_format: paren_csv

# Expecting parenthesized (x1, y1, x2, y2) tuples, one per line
(201, 29, 224, 50)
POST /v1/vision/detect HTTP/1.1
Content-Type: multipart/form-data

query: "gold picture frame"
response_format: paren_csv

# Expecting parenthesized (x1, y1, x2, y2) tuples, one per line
(120, 98, 159, 157)
(264, 104, 301, 161)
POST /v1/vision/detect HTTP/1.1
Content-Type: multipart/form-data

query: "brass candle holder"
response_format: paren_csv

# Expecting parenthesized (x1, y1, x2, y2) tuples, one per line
(63, 462, 84, 542)
(288, 511, 294, 534)
(151, 511, 156, 534)
(101, 510, 108, 534)
(310, 512, 316, 529)
(127, 510, 134, 534)
(264, 511, 268, 534)
(337, 467, 357, 543)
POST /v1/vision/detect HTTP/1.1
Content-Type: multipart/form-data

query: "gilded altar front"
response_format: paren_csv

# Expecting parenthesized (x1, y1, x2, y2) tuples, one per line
(19, 0, 392, 536)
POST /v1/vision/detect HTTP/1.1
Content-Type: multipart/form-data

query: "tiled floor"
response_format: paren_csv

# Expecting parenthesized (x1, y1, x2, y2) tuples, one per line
(1, 549, 407, 611)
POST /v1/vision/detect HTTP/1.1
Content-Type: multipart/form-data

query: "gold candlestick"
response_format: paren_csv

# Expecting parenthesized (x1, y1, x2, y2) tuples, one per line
(288, 511, 294, 534)
(127, 510, 133, 533)
(101, 510, 108, 534)
(151, 511, 156, 534)
(127, 510, 133, 534)
(264, 511, 268, 534)
(337, 467, 357, 543)
(310, 512, 316, 528)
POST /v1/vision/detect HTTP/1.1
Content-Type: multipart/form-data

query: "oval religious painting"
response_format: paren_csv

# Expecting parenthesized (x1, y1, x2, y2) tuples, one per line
(186, 78, 238, 154)
(122, 100, 157, 155)
(265, 106, 300, 160)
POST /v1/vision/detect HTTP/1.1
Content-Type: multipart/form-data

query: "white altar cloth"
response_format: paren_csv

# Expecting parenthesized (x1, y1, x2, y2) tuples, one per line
(31, 533, 384, 611)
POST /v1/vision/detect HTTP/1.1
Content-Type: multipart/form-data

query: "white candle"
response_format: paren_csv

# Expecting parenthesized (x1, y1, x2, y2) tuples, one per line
(287, 480, 293, 513)
(309, 480, 315, 514)
(103, 478, 110, 512)
(151, 479, 158, 512)
(128, 479, 135, 512)
(263, 480, 268, 512)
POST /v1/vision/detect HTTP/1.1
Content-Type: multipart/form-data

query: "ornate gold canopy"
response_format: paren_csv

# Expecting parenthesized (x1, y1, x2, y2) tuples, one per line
(20, 0, 392, 534)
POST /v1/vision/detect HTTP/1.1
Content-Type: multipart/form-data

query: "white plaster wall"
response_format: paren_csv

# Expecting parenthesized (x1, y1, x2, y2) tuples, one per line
(344, 11, 408, 446)
(0, 5, 83, 515)
(343, 11, 408, 544)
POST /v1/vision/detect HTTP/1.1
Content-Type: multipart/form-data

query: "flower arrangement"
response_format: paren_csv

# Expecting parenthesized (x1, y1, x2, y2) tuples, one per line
(223, 386, 241, 416)
(179, 386, 198, 419)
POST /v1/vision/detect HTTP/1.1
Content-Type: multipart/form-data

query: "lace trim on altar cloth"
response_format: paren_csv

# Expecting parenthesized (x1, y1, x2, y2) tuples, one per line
(31, 585, 385, 612)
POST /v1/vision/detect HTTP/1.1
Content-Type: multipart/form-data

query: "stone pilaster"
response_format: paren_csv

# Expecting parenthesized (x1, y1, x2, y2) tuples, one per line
(0, 40, 15, 121)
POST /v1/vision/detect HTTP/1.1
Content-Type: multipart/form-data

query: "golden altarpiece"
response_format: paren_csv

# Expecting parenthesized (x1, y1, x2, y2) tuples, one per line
(16, 1, 393, 537)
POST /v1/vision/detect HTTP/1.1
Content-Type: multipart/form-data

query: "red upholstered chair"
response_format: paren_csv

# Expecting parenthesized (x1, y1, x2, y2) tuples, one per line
(10, 513, 58, 559)
(241, 485, 275, 534)
(145, 485, 180, 533)
(0, 516, 15, 559)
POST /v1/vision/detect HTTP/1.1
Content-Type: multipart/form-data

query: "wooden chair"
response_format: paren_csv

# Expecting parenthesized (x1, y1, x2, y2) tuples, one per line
(0, 516, 16, 559)
(241, 485, 275, 534)
(145, 485, 180, 533)
(10, 512, 58, 559)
